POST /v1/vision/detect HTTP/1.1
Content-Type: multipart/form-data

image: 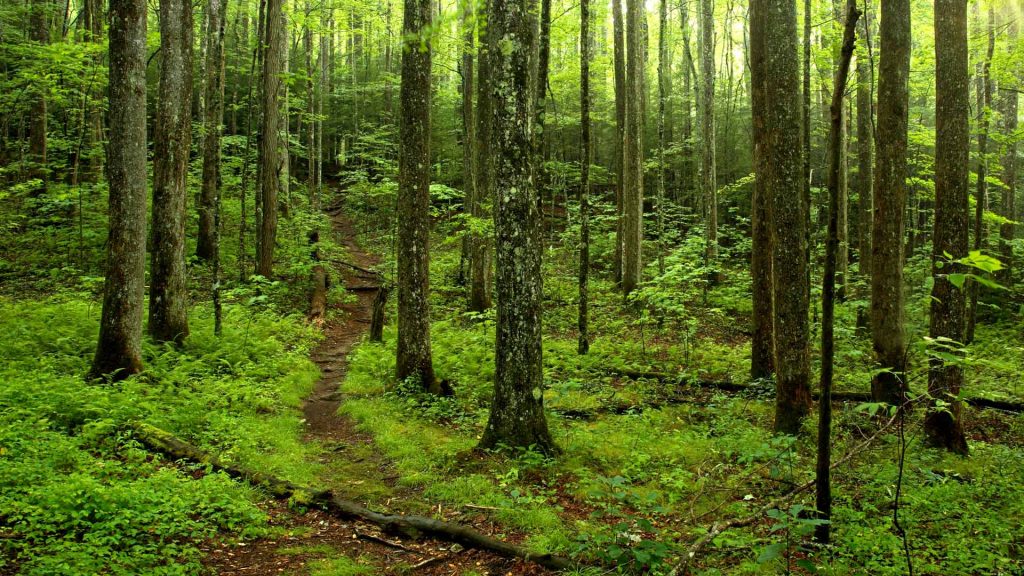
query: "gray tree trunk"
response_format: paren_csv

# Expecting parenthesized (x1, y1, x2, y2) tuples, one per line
(29, 0, 49, 192)
(698, 0, 717, 265)
(256, 0, 283, 277)
(925, 0, 969, 455)
(855, 25, 873, 281)
(621, 0, 644, 295)
(748, 0, 773, 380)
(396, 0, 439, 392)
(478, 0, 556, 454)
(197, 0, 227, 261)
(612, 0, 626, 286)
(869, 0, 910, 405)
(761, 0, 811, 435)
(578, 0, 591, 354)
(90, 0, 148, 380)
(997, 13, 1018, 282)
(471, 0, 493, 312)
(149, 0, 194, 344)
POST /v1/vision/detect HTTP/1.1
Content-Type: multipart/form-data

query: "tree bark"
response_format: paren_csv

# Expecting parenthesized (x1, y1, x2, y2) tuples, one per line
(762, 0, 811, 435)
(149, 0, 194, 344)
(197, 0, 228, 262)
(90, 0, 147, 380)
(855, 14, 873, 282)
(578, 0, 591, 354)
(29, 0, 49, 193)
(997, 13, 1018, 283)
(470, 0, 493, 313)
(925, 0, 969, 456)
(396, 0, 439, 392)
(478, 0, 556, 454)
(869, 0, 910, 406)
(612, 0, 626, 286)
(816, 0, 860, 544)
(748, 0, 773, 380)
(698, 0, 717, 266)
(965, 7, 994, 344)
(256, 0, 284, 277)
(621, 0, 645, 295)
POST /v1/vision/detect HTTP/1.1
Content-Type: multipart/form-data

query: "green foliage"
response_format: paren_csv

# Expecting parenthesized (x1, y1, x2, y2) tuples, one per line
(0, 298, 321, 574)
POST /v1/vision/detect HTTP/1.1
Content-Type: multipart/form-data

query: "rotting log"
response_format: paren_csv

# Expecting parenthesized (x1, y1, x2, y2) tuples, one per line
(128, 422, 575, 571)
(596, 368, 1024, 413)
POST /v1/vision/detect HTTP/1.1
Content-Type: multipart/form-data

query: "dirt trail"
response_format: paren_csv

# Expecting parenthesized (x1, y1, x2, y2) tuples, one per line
(204, 204, 547, 576)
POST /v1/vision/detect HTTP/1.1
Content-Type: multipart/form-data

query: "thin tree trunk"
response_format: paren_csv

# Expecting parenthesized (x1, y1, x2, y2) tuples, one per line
(198, 0, 228, 261)
(748, 0, 772, 380)
(869, 0, 910, 406)
(578, 0, 591, 355)
(656, 0, 667, 276)
(816, 0, 859, 544)
(997, 13, 1018, 283)
(459, 0, 475, 294)
(90, 0, 147, 380)
(855, 13, 873, 283)
(621, 0, 644, 295)
(396, 0, 439, 392)
(965, 7, 994, 344)
(256, 0, 283, 277)
(925, 0, 969, 455)
(478, 0, 556, 454)
(612, 0, 626, 286)
(801, 0, 811, 284)
(698, 0, 717, 266)
(29, 0, 49, 193)
(471, 0, 493, 312)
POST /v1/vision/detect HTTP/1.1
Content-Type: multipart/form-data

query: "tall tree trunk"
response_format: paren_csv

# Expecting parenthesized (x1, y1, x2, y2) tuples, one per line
(816, 0, 859, 544)
(202, 0, 229, 334)
(471, 0, 493, 312)
(90, 0, 147, 380)
(478, 0, 556, 454)
(965, 7, 994, 344)
(396, 0, 439, 392)
(279, 15, 290, 219)
(198, 0, 228, 261)
(612, 0, 626, 286)
(621, 0, 644, 295)
(925, 0, 969, 455)
(869, 0, 910, 406)
(149, 0, 194, 344)
(535, 0, 552, 223)
(836, 97, 848, 300)
(578, 0, 591, 354)
(29, 0, 49, 192)
(762, 0, 811, 435)
(656, 0, 667, 275)
(303, 2, 316, 201)
(680, 0, 695, 207)
(698, 0, 717, 266)
(855, 14, 873, 282)
(997, 13, 1018, 283)
(748, 0, 773, 380)
(256, 0, 283, 277)
(459, 0, 475, 292)
(801, 0, 811, 283)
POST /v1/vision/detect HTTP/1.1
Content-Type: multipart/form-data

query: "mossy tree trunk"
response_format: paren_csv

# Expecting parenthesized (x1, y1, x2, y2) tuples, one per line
(90, 0, 148, 380)
(470, 0, 493, 313)
(748, 0, 773, 381)
(761, 0, 811, 435)
(478, 0, 556, 454)
(869, 0, 910, 406)
(621, 0, 644, 296)
(925, 0, 969, 456)
(578, 0, 591, 355)
(149, 0, 194, 344)
(396, 0, 439, 392)
(612, 0, 626, 286)
(256, 0, 283, 278)
(698, 0, 717, 266)
(855, 17, 873, 283)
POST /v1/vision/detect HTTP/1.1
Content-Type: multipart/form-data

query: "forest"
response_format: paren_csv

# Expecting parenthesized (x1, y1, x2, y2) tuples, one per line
(0, 0, 1022, 572)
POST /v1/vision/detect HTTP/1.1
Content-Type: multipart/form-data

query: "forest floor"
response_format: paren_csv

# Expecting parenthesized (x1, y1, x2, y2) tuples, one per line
(203, 204, 551, 576)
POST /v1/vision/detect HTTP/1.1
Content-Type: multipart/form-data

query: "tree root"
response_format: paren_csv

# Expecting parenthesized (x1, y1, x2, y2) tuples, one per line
(127, 422, 574, 571)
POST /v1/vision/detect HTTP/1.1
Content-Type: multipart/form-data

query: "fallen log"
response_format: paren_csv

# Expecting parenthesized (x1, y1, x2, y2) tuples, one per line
(128, 422, 574, 571)
(599, 368, 1024, 413)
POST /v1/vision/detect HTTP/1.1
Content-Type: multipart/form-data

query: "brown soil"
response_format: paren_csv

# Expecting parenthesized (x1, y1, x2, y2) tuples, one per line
(203, 205, 552, 576)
